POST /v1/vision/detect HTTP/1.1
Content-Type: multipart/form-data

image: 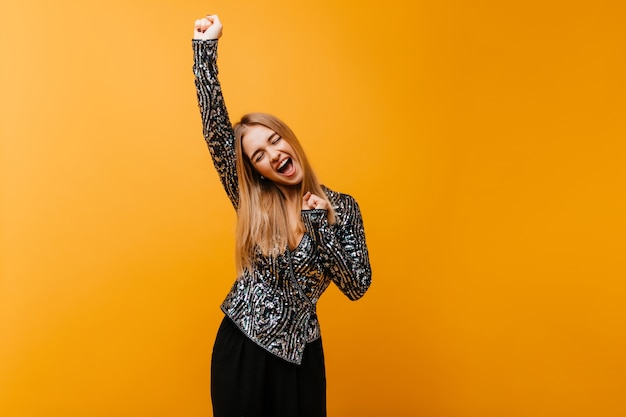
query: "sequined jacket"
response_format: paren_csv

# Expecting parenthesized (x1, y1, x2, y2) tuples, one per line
(193, 39, 372, 364)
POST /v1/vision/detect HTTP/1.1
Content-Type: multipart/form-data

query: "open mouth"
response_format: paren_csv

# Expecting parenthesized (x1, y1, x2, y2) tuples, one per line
(277, 158, 294, 174)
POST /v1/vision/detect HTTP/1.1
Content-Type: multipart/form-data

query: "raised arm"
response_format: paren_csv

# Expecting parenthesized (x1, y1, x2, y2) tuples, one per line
(192, 15, 239, 208)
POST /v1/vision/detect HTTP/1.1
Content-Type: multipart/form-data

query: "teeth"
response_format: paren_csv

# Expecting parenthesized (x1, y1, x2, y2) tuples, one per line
(278, 158, 290, 171)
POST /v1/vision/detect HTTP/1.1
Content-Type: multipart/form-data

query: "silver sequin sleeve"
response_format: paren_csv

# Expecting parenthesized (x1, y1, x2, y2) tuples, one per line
(193, 39, 239, 209)
(302, 189, 372, 301)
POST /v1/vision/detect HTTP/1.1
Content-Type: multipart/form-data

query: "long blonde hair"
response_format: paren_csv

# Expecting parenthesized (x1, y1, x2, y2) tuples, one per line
(233, 113, 335, 274)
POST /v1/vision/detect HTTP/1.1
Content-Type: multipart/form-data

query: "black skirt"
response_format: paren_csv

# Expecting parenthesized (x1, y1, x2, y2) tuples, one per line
(211, 316, 327, 417)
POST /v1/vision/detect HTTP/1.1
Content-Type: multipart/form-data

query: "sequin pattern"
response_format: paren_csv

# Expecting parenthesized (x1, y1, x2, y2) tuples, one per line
(193, 39, 372, 364)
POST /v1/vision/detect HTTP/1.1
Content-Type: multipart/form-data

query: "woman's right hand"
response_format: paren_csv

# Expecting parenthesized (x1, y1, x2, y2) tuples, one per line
(194, 14, 223, 40)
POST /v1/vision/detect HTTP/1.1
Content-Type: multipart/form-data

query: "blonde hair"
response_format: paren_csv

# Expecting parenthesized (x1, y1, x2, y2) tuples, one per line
(233, 113, 335, 274)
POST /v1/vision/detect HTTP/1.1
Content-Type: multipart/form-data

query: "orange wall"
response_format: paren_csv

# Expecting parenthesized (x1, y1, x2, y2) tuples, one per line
(2, 1, 626, 416)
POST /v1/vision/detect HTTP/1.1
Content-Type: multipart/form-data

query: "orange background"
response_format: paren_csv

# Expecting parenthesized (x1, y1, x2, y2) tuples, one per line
(2, 1, 626, 416)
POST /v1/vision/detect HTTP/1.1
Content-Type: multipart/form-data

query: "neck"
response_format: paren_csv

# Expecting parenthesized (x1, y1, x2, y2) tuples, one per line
(277, 184, 301, 209)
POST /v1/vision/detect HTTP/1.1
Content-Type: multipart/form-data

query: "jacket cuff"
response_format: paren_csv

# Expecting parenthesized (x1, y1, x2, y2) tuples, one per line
(301, 209, 328, 232)
(192, 39, 219, 77)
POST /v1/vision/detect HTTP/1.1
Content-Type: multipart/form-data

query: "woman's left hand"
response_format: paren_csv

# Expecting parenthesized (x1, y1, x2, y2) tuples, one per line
(302, 192, 329, 210)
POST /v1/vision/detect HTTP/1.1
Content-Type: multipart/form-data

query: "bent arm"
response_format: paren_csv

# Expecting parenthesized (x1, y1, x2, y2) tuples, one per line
(193, 39, 239, 208)
(302, 194, 372, 300)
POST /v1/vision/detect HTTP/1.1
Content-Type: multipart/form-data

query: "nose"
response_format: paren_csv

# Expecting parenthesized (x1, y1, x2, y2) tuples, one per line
(268, 148, 281, 162)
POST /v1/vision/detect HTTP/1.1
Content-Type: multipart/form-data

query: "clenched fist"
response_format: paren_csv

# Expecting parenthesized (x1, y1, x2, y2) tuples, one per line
(302, 192, 329, 211)
(193, 14, 222, 40)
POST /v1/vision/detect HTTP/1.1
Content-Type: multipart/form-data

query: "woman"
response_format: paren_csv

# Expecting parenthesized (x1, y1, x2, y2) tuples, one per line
(192, 14, 372, 417)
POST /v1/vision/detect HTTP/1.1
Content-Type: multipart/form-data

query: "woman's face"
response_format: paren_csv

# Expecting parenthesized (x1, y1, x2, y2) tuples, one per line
(241, 124, 303, 188)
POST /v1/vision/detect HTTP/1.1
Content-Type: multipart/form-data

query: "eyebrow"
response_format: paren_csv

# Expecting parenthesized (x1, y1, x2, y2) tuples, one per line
(248, 132, 279, 161)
